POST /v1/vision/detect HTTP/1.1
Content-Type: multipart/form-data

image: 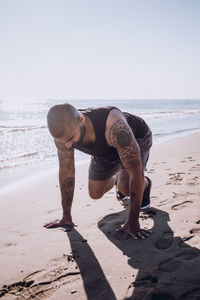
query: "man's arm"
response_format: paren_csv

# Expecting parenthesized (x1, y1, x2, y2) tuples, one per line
(44, 140, 76, 229)
(108, 118, 151, 239)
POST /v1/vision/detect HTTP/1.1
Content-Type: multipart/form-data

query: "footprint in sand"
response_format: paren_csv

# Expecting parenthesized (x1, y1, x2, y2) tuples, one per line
(0, 264, 81, 299)
(182, 236, 194, 242)
(189, 228, 200, 237)
(147, 168, 155, 174)
(47, 209, 60, 214)
(171, 201, 193, 210)
(0, 280, 34, 298)
(185, 156, 195, 162)
(4, 242, 17, 247)
(167, 172, 185, 185)
(155, 231, 173, 250)
(187, 176, 199, 186)
(158, 199, 174, 207)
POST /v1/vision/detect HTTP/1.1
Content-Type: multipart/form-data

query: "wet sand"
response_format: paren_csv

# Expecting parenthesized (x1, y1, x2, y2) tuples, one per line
(0, 133, 200, 300)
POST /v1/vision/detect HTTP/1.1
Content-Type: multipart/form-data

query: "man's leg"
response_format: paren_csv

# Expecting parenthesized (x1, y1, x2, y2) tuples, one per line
(116, 169, 148, 197)
(88, 169, 148, 200)
(88, 176, 116, 199)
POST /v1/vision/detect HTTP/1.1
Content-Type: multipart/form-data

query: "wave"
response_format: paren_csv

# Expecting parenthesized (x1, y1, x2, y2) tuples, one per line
(140, 109, 200, 118)
(0, 161, 34, 170)
(144, 109, 200, 114)
(0, 152, 39, 163)
(153, 127, 200, 138)
(0, 152, 57, 170)
(0, 125, 47, 134)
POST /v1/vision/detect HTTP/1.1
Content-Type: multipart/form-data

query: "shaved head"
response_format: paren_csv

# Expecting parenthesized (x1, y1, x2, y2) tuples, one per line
(47, 103, 80, 138)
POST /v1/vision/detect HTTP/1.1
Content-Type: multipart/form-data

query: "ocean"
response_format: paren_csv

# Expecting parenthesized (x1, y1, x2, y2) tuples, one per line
(0, 99, 200, 189)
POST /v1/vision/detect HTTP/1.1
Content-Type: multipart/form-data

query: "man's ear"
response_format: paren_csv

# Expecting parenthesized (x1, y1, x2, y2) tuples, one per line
(79, 114, 85, 126)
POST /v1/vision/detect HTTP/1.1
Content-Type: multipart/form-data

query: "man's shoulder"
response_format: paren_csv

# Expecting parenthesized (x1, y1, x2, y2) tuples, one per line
(105, 109, 129, 140)
(107, 107, 126, 124)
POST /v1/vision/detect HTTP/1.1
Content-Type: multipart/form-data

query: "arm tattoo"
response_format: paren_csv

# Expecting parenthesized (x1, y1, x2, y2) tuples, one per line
(116, 129, 132, 148)
(54, 140, 74, 169)
(55, 140, 75, 209)
(58, 150, 74, 169)
(60, 177, 75, 208)
(109, 120, 141, 167)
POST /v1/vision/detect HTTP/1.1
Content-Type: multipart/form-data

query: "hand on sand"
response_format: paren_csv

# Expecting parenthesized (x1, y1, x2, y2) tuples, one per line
(119, 219, 152, 240)
(43, 218, 77, 231)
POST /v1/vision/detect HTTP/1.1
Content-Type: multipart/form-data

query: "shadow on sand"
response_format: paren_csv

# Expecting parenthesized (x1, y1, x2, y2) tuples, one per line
(97, 205, 200, 300)
(66, 228, 116, 300)
(67, 204, 200, 300)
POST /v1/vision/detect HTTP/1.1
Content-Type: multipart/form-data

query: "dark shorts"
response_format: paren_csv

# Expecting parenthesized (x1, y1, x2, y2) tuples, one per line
(89, 128, 152, 181)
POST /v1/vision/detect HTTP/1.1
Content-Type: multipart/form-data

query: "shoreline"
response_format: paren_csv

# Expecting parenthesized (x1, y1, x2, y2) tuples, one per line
(0, 129, 199, 192)
(0, 158, 90, 193)
(0, 132, 200, 299)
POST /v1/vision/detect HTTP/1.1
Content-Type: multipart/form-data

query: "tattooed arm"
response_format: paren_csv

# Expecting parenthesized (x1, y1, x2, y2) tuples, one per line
(44, 140, 76, 230)
(108, 118, 151, 239)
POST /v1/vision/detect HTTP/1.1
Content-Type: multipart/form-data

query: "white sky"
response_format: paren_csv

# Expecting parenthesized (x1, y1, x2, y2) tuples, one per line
(0, 0, 200, 102)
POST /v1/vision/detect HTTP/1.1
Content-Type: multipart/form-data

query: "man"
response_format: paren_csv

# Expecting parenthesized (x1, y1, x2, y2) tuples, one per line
(44, 104, 152, 240)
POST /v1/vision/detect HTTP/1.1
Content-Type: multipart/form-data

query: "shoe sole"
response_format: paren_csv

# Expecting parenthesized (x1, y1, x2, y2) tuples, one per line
(140, 203, 151, 210)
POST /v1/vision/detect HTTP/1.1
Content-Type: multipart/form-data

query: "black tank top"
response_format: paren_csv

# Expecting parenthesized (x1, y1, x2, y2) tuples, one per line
(74, 106, 148, 160)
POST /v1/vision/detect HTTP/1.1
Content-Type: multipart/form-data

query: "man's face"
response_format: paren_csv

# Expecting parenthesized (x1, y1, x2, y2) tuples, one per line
(55, 120, 85, 149)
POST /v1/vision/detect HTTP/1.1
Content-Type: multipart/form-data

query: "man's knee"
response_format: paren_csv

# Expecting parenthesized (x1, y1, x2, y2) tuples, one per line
(88, 180, 104, 199)
(89, 189, 103, 200)
(88, 177, 115, 200)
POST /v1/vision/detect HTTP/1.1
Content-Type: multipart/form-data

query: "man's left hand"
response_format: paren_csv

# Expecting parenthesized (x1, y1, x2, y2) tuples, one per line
(120, 219, 152, 240)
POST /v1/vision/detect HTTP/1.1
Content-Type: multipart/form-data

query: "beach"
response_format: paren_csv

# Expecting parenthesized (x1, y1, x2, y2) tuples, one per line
(1, 99, 200, 189)
(0, 132, 200, 300)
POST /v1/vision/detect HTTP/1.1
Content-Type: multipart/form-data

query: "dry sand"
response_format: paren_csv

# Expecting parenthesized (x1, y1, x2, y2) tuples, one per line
(0, 133, 200, 300)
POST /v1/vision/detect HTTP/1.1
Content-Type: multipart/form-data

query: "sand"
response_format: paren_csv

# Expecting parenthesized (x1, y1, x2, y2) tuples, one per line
(0, 133, 200, 300)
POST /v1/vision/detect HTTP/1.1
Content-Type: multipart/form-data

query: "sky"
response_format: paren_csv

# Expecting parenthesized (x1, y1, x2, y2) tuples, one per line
(0, 0, 200, 102)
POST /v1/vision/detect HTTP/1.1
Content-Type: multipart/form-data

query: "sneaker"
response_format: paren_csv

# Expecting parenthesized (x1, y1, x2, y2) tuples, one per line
(141, 177, 152, 210)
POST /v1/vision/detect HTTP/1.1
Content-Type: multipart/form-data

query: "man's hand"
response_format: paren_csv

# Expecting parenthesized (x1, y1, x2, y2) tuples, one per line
(43, 217, 77, 231)
(120, 219, 152, 240)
